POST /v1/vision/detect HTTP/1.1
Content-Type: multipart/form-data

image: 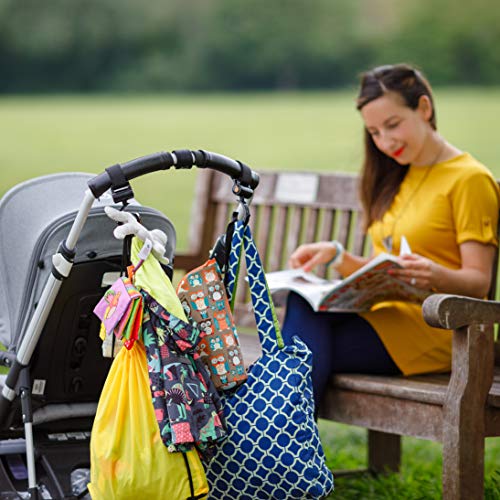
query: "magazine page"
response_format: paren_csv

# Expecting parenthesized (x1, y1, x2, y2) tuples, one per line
(265, 269, 341, 310)
(265, 238, 429, 313)
(319, 253, 430, 312)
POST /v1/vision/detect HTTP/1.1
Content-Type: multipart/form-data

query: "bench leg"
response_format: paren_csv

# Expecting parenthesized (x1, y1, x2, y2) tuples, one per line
(442, 428, 484, 500)
(441, 323, 494, 500)
(368, 430, 401, 474)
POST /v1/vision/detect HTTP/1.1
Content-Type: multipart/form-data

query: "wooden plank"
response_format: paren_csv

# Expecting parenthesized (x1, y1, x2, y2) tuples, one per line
(441, 323, 494, 500)
(316, 174, 361, 209)
(336, 210, 352, 248)
(320, 389, 443, 441)
(305, 208, 319, 243)
(286, 206, 304, 261)
(213, 202, 231, 240)
(248, 204, 258, 232)
(423, 294, 500, 330)
(485, 406, 500, 436)
(352, 213, 367, 256)
(239, 332, 262, 366)
(251, 172, 277, 204)
(274, 172, 319, 204)
(318, 209, 335, 242)
(317, 209, 336, 278)
(331, 373, 448, 405)
(211, 170, 241, 202)
(256, 205, 273, 269)
(269, 206, 289, 271)
(368, 430, 401, 474)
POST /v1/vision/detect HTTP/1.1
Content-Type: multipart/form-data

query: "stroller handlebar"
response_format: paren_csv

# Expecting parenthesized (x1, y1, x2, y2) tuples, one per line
(87, 149, 260, 200)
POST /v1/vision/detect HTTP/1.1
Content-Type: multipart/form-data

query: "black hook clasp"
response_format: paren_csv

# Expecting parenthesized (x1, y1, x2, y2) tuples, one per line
(239, 199, 250, 226)
(105, 164, 135, 205)
(231, 196, 250, 226)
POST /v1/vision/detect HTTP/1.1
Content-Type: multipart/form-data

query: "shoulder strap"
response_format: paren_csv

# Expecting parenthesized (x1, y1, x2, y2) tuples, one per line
(227, 220, 284, 352)
(225, 220, 244, 309)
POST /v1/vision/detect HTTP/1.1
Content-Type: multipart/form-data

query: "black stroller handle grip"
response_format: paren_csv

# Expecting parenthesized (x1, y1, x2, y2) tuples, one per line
(88, 151, 175, 198)
(87, 149, 260, 199)
(192, 150, 260, 189)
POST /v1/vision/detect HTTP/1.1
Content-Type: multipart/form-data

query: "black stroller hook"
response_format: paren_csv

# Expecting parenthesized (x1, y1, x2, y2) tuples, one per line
(237, 198, 251, 226)
(105, 164, 135, 205)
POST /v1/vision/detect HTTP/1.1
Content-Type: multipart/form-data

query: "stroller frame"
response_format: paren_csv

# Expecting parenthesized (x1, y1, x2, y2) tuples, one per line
(0, 149, 259, 498)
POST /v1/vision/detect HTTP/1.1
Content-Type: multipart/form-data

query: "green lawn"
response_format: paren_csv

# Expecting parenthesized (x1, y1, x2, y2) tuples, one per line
(320, 420, 500, 499)
(2, 88, 500, 249)
(1, 90, 500, 496)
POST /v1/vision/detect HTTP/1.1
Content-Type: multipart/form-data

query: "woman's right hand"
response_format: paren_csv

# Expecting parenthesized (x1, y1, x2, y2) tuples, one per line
(288, 242, 338, 272)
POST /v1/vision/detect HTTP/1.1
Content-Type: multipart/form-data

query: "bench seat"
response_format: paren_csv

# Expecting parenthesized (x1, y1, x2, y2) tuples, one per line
(239, 330, 500, 414)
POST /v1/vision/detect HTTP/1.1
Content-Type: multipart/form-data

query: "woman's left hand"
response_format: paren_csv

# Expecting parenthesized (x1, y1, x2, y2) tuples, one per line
(389, 253, 436, 290)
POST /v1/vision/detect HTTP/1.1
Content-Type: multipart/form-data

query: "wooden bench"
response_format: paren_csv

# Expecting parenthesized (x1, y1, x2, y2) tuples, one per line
(175, 168, 500, 500)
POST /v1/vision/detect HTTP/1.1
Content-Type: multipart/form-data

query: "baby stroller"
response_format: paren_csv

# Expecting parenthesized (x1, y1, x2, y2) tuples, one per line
(0, 150, 259, 499)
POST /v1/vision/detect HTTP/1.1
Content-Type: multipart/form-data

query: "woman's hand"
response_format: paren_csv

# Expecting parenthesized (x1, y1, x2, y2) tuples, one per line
(288, 242, 337, 272)
(389, 242, 495, 298)
(389, 253, 437, 290)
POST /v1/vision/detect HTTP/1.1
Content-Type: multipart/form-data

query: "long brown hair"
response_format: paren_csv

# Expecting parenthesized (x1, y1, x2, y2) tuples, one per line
(356, 64, 437, 229)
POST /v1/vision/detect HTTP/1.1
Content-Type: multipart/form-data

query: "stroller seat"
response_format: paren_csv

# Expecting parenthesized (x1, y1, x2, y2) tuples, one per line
(0, 172, 176, 498)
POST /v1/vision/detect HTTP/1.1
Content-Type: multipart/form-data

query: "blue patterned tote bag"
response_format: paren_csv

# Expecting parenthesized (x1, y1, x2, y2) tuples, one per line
(206, 220, 334, 499)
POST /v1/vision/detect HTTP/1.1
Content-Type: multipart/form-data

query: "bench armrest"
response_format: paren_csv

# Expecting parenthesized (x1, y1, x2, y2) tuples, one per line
(422, 293, 500, 330)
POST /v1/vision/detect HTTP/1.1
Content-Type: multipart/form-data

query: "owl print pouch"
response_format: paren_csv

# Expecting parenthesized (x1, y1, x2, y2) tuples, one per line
(177, 258, 247, 391)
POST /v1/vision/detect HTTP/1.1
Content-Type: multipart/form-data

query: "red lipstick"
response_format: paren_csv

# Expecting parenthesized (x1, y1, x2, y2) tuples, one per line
(393, 146, 405, 158)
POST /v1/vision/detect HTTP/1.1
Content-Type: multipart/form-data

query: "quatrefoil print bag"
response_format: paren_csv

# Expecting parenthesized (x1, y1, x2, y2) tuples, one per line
(205, 220, 334, 499)
(177, 258, 247, 391)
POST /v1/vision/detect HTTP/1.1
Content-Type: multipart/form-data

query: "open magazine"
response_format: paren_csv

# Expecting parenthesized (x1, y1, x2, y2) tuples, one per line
(266, 240, 431, 312)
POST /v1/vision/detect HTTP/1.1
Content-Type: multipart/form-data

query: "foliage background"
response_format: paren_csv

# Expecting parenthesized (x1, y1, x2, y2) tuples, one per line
(1, 0, 499, 93)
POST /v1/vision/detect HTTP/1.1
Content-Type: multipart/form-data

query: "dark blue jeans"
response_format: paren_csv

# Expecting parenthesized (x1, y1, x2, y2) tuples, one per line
(281, 293, 401, 411)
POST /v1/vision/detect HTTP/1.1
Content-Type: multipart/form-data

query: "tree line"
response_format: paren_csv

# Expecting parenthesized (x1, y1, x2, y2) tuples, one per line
(0, 0, 498, 93)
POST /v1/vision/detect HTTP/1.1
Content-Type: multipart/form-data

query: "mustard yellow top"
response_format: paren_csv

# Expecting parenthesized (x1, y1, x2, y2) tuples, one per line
(361, 153, 500, 375)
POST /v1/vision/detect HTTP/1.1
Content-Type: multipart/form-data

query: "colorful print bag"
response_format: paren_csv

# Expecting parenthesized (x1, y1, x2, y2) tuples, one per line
(93, 276, 143, 351)
(129, 237, 228, 461)
(141, 290, 227, 461)
(205, 220, 334, 499)
(177, 258, 247, 391)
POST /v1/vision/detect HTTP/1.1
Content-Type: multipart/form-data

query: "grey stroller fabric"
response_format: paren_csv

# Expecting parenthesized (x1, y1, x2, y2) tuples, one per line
(0, 172, 176, 349)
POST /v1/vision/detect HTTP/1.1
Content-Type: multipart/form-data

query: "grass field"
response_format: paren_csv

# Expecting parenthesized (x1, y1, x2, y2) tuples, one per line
(1, 90, 499, 497)
(2, 87, 500, 249)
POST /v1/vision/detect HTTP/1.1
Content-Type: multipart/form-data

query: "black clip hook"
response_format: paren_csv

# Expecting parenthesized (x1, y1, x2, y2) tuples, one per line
(230, 199, 250, 226)
(237, 198, 251, 226)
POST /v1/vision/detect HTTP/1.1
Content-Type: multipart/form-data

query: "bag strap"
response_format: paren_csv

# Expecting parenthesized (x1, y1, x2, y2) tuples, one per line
(226, 220, 243, 309)
(227, 220, 284, 352)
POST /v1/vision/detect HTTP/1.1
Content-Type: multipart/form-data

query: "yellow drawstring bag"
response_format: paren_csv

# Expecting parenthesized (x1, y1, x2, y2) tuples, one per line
(88, 341, 208, 499)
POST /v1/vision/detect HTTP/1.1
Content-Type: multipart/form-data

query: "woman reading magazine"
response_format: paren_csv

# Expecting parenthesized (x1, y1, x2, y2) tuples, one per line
(283, 63, 500, 413)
